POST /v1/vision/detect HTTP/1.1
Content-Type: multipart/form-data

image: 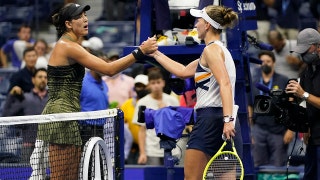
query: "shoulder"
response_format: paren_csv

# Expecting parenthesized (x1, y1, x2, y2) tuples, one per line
(136, 95, 150, 105)
(1, 40, 15, 50)
(274, 72, 289, 81)
(122, 74, 134, 81)
(164, 93, 179, 104)
(203, 43, 223, 55)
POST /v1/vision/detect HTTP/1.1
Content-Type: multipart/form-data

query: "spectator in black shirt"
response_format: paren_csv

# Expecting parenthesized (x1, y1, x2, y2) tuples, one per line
(7, 47, 37, 95)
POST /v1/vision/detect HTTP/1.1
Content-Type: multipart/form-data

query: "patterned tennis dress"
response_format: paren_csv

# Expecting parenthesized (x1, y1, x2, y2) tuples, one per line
(38, 63, 84, 145)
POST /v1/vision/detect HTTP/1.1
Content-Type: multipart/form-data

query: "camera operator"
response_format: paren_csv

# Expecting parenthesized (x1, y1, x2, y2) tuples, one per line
(285, 28, 320, 180)
(249, 50, 294, 167)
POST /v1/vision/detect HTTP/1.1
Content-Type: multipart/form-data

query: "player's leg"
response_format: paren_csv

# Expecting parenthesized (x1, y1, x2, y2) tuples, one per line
(184, 149, 210, 180)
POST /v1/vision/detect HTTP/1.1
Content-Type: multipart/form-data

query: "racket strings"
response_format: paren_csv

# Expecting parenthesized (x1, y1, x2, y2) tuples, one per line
(205, 153, 242, 180)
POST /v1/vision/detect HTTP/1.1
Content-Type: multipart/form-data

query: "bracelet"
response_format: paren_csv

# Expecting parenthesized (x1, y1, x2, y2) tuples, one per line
(223, 116, 234, 123)
(131, 47, 146, 61)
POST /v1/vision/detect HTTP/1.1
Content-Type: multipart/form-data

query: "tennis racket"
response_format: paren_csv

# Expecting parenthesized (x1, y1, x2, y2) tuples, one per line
(202, 138, 244, 180)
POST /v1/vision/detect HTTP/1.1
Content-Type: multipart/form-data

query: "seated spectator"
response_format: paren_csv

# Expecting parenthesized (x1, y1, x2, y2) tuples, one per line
(272, 0, 302, 40)
(21, 39, 51, 69)
(7, 47, 38, 94)
(2, 68, 48, 163)
(0, 24, 35, 68)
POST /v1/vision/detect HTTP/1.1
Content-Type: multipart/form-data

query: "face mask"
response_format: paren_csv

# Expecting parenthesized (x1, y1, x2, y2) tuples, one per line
(302, 52, 319, 65)
(136, 89, 149, 99)
(261, 65, 272, 74)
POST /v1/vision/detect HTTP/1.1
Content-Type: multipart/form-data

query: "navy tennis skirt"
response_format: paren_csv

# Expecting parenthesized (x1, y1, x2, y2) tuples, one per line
(186, 107, 243, 158)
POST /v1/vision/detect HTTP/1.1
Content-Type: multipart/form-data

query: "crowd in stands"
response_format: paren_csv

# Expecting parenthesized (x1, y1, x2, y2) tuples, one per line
(0, 0, 320, 175)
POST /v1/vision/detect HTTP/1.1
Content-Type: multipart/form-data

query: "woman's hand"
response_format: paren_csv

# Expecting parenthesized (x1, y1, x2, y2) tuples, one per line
(223, 122, 235, 140)
(140, 36, 158, 55)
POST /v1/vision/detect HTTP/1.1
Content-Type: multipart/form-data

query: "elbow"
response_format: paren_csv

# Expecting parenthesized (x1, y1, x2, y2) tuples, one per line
(102, 69, 118, 76)
(220, 80, 232, 90)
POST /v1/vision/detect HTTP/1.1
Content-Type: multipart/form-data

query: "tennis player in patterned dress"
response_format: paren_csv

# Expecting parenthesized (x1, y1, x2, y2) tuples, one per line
(37, 3, 157, 179)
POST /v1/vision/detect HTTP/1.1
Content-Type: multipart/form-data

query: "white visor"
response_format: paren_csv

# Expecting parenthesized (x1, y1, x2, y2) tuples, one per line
(190, 8, 223, 29)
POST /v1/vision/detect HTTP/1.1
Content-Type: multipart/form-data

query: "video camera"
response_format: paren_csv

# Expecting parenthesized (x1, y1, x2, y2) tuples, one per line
(253, 82, 309, 132)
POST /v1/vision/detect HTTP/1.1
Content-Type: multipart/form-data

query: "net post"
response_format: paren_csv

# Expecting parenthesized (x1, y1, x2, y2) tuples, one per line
(115, 108, 125, 180)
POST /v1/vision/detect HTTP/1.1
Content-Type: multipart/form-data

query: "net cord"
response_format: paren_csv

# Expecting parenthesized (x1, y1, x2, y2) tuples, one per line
(0, 109, 118, 125)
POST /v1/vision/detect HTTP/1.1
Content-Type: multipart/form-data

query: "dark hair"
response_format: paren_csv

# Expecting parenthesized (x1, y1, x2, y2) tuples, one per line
(18, 24, 32, 32)
(23, 47, 36, 57)
(33, 68, 47, 77)
(206, 5, 238, 33)
(258, 50, 276, 62)
(51, 3, 90, 38)
(267, 30, 284, 41)
(147, 70, 163, 81)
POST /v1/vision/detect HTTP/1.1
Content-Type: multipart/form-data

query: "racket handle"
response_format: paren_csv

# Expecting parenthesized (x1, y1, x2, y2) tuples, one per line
(222, 134, 227, 141)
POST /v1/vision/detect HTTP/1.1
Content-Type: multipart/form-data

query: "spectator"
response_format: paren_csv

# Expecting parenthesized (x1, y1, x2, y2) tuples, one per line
(79, 50, 109, 145)
(7, 47, 38, 95)
(310, 0, 320, 27)
(272, 0, 302, 40)
(81, 36, 104, 52)
(249, 50, 293, 167)
(285, 28, 320, 180)
(121, 74, 149, 164)
(102, 50, 135, 108)
(2, 68, 48, 163)
(247, 0, 275, 43)
(133, 70, 179, 165)
(0, 24, 35, 68)
(267, 30, 304, 79)
(21, 39, 51, 69)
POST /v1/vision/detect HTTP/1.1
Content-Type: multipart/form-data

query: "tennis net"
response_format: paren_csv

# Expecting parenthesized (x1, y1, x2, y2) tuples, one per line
(0, 109, 124, 180)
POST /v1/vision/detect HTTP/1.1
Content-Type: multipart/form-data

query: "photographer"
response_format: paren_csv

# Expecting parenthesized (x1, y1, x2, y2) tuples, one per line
(285, 28, 320, 180)
(249, 50, 294, 167)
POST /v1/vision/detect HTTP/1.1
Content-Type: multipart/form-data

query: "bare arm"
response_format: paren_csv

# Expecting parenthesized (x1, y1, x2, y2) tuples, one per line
(137, 126, 147, 164)
(49, 37, 157, 76)
(151, 50, 198, 79)
(203, 45, 235, 139)
(0, 49, 8, 67)
(204, 45, 233, 117)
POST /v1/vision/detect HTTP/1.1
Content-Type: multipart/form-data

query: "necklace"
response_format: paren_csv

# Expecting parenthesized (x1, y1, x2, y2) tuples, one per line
(61, 33, 77, 42)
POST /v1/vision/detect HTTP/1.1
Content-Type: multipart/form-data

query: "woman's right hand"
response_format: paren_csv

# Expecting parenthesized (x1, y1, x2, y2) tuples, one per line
(139, 36, 158, 55)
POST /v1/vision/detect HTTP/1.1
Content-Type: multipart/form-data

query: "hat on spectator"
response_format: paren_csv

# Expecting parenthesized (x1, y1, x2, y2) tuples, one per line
(134, 74, 148, 86)
(107, 49, 120, 59)
(82, 37, 103, 51)
(291, 28, 320, 54)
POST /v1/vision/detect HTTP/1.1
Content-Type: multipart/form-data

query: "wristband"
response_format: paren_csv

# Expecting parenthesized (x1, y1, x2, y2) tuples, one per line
(131, 47, 146, 61)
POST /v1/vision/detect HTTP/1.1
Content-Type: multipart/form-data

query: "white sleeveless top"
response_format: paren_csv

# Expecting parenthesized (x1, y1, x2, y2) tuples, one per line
(194, 40, 236, 109)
